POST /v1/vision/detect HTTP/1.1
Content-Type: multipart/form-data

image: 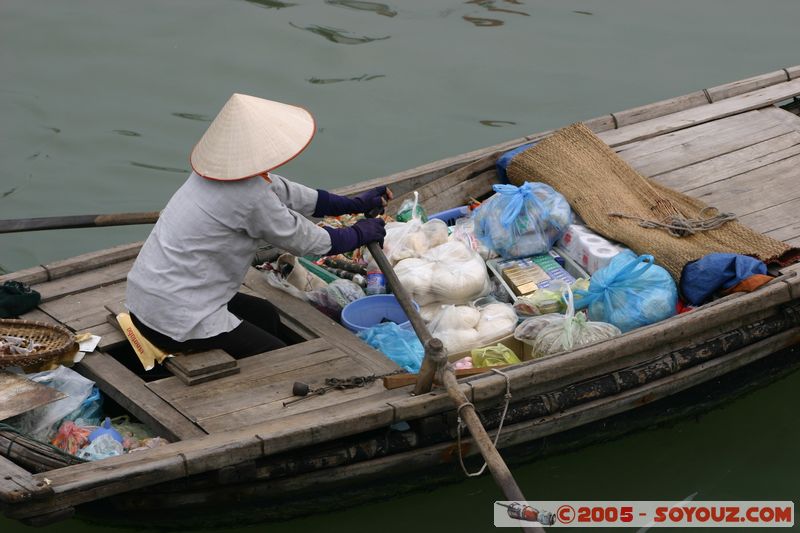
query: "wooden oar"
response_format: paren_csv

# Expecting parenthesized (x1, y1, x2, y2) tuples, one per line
(366, 240, 544, 533)
(0, 212, 160, 234)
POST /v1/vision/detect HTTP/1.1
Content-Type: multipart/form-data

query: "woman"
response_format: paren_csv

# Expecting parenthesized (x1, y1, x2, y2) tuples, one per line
(126, 93, 388, 359)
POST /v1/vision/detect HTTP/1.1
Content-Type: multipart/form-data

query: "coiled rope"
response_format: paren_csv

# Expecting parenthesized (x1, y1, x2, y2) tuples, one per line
(608, 206, 737, 238)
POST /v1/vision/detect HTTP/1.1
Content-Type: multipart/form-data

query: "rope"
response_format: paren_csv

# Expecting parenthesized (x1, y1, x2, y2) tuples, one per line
(608, 206, 737, 238)
(457, 368, 512, 478)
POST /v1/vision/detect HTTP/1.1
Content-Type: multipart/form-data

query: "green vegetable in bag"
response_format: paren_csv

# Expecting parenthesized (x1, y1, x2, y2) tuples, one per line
(470, 343, 521, 367)
(514, 285, 621, 358)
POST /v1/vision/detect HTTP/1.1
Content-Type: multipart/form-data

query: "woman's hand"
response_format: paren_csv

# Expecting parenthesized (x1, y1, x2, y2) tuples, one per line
(323, 218, 387, 255)
(314, 186, 393, 217)
(352, 186, 393, 214)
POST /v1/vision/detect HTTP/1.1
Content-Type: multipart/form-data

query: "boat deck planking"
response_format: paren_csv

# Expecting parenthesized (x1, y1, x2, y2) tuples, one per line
(146, 337, 399, 433)
(617, 106, 800, 246)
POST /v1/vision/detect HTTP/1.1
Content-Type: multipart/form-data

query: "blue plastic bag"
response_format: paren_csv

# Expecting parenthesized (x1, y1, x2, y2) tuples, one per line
(357, 322, 424, 373)
(574, 251, 677, 333)
(680, 253, 768, 306)
(473, 182, 572, 259)
(496, 142, 538, 183)
(63, 385, 104, 427)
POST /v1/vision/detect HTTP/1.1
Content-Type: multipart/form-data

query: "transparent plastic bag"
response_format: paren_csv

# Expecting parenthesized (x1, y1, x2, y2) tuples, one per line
(471, 344, 521, 367)
(428, 304, 481, 354)
(382, 219, 449, 265)
(381, 192, 448, 265)
(574, 251, 678, 332)
(513, 278, 590, 317)
(451, 217, 495, 260)
(473, 182, 572, 258)
(395, 194, 428, 223)
(77, 433, 124, 461)
(515, 285, 621, 358)
(111, 415, 155, 451)
(307, 279, 365, 319)
(473, 302, 517, 342)
(129, 437, 170, 453)
(394, 240, 490, 306)
(51, 421, 94, 455)
(263, 269, 311, 301)
(357, 322, 424, 373)
(63, 385, 104, 427)
(324, 279, 365, 309)
(10, 365, 95, 441)
(428, 301, 517, 354)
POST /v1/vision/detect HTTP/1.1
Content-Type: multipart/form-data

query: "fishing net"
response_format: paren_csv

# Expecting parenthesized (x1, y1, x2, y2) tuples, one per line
(507, 122, 800, 280)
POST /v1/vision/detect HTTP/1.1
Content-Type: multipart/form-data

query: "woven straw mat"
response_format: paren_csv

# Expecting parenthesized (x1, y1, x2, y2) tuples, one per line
(506, 122, 800, 280)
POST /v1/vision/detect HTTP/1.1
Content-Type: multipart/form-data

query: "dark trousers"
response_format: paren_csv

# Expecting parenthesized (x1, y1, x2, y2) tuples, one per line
(130, 292, 287, 359)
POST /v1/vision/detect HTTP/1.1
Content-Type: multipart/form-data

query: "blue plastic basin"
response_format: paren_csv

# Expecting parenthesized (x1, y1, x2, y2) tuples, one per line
(340, 294, 419, 333)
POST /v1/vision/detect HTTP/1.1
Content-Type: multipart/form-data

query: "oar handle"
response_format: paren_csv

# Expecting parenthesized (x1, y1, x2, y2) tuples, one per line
(365, 241, 446, 395)
(0, 211, 160, 234)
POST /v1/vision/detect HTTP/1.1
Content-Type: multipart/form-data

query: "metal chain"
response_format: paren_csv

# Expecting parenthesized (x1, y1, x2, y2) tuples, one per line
(457, 368, 512, 477)
(324, 369, 407, 390)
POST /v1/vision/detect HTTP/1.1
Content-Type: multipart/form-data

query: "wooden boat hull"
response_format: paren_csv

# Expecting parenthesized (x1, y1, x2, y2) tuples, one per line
(2, 66, 800, 526)
(93, 340, 800, 527)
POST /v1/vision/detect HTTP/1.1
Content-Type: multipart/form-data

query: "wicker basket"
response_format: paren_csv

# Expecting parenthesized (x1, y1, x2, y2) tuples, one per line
(0, 319, 77, 369)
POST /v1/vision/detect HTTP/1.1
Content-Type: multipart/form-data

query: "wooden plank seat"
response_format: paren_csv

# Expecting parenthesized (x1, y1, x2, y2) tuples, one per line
(145, 337, 397, 434)
(103, 301, 240, 386)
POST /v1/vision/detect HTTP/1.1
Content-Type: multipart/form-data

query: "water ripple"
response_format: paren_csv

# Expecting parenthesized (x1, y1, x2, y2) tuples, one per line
(467, 0, 528, 16)
(463, 15, 503, 27)
(113, 129, 142, 137)
(573, 10, 593, 15)
(480, 120, 517, 127)
(289, 23, 390, 44)
(325, 0, 397, 18)
(171, 112, 212, 122)
(130, 162, 188, 174)
(307, 74, 386, 84)
(245, 0, 296, 9)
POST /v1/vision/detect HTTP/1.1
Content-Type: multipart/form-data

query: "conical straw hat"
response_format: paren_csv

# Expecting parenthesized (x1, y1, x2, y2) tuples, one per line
(190, 93, 315, 181)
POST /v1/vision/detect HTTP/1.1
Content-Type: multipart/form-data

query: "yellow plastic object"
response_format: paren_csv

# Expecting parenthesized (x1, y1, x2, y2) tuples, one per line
(470, 343, 521, 368)
(116, 313, 171, 371)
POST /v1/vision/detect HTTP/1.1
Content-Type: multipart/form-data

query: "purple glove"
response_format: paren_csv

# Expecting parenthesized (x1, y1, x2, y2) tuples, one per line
(323, 218, 386, 255)
(314, 187, 389, 217)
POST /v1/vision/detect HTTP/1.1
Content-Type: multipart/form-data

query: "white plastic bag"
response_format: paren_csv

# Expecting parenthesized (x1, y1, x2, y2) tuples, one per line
(381, 192, 449, 265)
(382, 218, 449, 265)
(395, 240, 491, 306)
(77, 433, 124, 461)
(10, 366, 95, 441)
(429, 300, 517, 354)
(451, 217, 495, 260)
(514, 285, 621, 358)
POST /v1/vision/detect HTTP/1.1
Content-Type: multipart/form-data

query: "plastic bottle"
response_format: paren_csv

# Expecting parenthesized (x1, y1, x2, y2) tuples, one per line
(365, 260, 387, 295)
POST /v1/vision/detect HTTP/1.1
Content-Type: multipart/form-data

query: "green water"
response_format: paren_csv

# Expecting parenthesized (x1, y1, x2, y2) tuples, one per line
(2, 0, 799, 531)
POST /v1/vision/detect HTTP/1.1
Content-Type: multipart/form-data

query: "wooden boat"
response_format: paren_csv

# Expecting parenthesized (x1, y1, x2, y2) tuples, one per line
(3, 66, 800, 527)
